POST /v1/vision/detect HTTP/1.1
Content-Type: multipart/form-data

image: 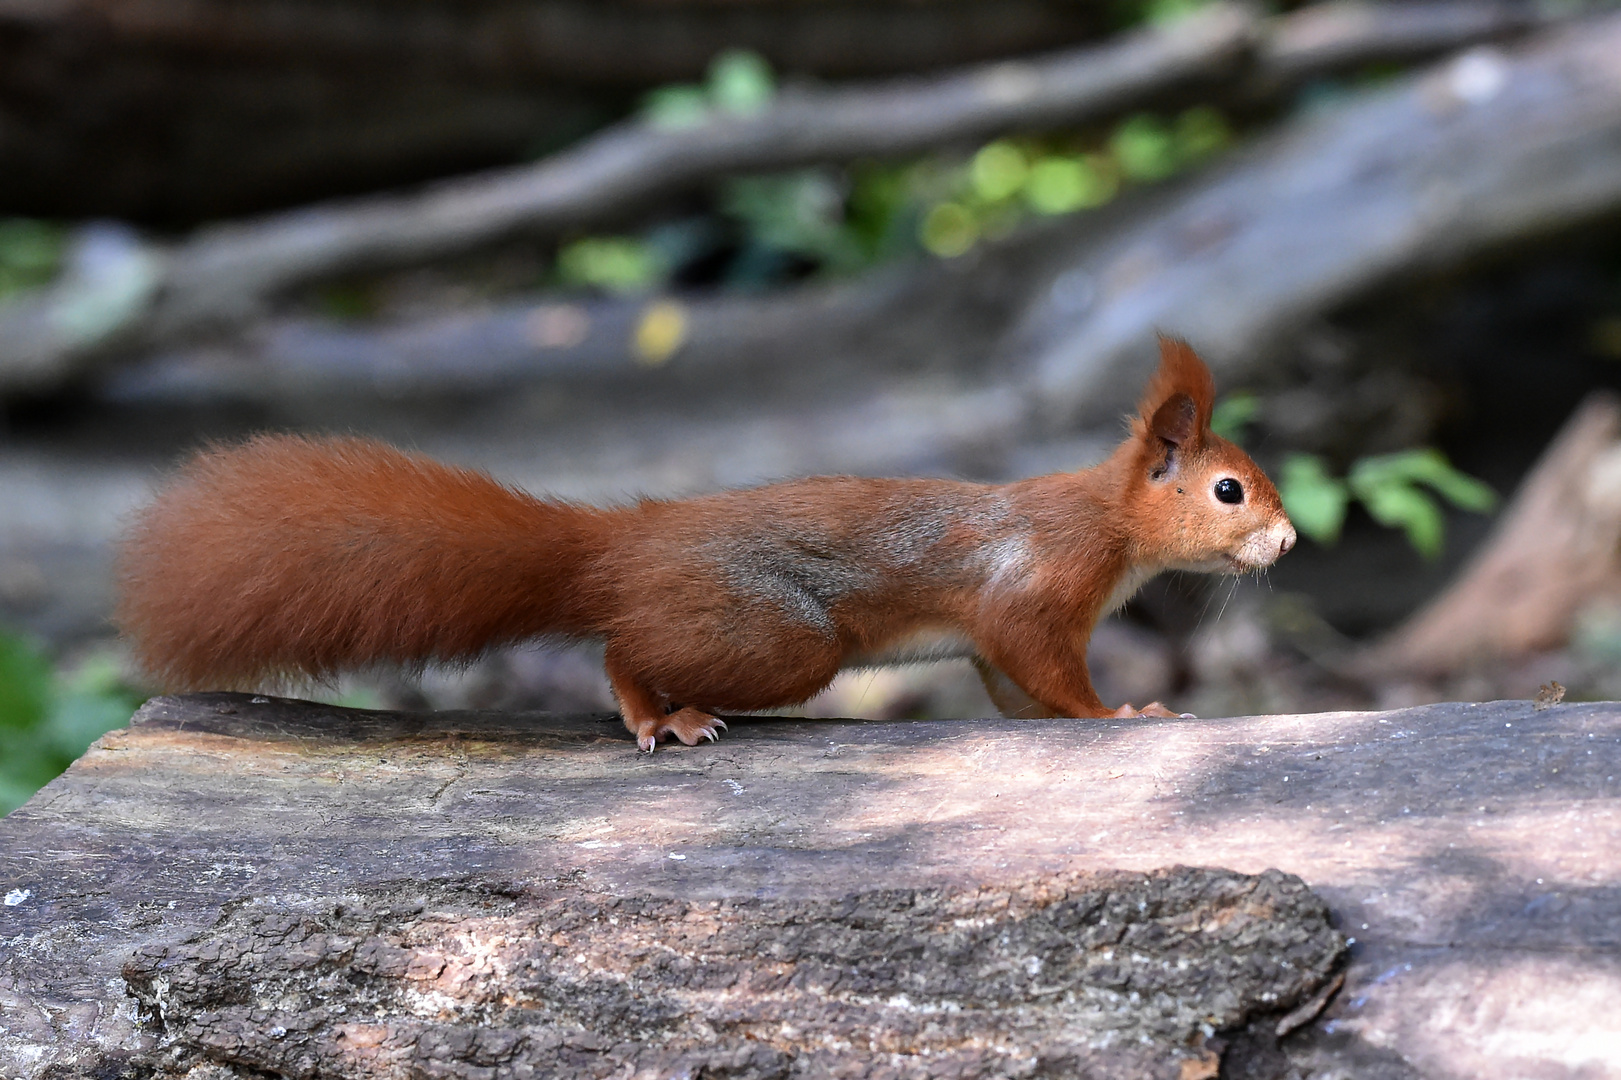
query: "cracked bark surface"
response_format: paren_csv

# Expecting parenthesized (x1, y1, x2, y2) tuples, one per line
(119, 868, 1339, 1079)
(3, 694, 1619, 1078)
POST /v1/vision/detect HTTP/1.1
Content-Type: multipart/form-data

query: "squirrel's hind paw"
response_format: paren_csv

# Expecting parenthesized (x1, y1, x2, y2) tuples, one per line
(632, 708, 726, 752)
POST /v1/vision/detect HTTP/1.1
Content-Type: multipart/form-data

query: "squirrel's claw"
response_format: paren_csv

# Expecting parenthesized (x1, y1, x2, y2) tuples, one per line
(630, 707, 724, 751)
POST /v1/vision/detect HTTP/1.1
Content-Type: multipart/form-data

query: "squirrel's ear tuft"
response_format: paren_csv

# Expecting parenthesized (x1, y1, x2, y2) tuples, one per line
(1138, 335, 1215, 445)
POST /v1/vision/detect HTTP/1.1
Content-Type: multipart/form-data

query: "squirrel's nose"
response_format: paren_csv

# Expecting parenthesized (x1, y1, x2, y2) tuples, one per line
(1278, 524, 1297, 556)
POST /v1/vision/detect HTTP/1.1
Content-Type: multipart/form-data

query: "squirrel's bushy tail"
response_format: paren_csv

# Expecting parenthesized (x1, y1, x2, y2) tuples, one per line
(116, 434, 607, 690)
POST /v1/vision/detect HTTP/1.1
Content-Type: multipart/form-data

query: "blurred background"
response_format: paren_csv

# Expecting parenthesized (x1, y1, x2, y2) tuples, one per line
(6, 0, 1621, 810)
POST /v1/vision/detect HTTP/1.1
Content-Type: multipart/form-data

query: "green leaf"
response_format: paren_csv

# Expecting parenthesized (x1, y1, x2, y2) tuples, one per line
(970, 142, 1029, 204)
(642, 85, 710, 129)
(723, 172, 853, 265)
(1, 642, 147, 817)
(0, 632, 50, 733)
(555, 237, 665, 294)
(918, 202, 978, 258)
(1023, 155, 1116, 215)
(1209, 392, 1258, 444)
(1175, 105, 1232, 162)
(0, 218, 65, 276)
(1144, 0, 1213, 25)
(1355, 480, 1445, 560)
(1278, 454, 1349, 545)
(1355, 448, 1499, 513)
(1110, 114, 1179, 182)
(708, 50, 775, 115)
(0, 775, 43, 816)
(45, 693, 134, 761)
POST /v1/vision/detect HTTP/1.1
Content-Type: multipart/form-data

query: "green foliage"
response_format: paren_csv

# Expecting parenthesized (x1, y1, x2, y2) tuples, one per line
(723, 171, 864, 273)
(603, 53, 1238, 288)
(708, 50, 776, 115)
(1023, 154, 1118, 215)
(0, 632, 147, 816)
(643, 49, 776, 129)
(1141, 0, 1216, 25)
(1209, 392, 1259, 443)
(556, 236, 666, 294)
(0, 218, 65, 301)
(843, 161, 918, 265)
(1279, 453, 1350, 545)
(912, 108, 1230, 258)
(1279, 449, 1498, 559)
(1110, 115, 1179, 182)
(1111, 0, 1216, 30)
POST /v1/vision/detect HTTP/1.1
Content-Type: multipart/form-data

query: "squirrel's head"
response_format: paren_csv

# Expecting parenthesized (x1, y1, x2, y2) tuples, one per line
(1121, 336, 1295, 574)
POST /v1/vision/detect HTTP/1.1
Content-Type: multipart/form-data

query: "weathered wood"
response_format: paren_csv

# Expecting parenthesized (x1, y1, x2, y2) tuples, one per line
(0, 3, 1258, 396)
(103, 211, 1093, 402)
(47, 6, 1618, 430)
(0, 1, 1543, 224)
(1257, 0, 1538, 85)
(3, 694, 1618, 1078)
(0, 2, 1563, 399)
(1376, 393, 1621, 675)
(1014, 10, 1621, 429)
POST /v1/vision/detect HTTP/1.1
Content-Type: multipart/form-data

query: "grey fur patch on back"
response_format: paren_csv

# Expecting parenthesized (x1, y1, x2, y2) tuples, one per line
(706, 527, 876, 636)
(703, 487, 1024, 637)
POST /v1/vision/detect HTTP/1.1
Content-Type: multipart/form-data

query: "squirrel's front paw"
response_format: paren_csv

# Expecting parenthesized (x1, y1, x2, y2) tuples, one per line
(1114, 701, 1196, 720)
(632, 708, 727, 752)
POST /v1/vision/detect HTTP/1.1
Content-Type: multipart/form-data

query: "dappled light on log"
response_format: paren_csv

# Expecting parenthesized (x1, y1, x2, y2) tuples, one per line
(2, 693, 1617, 1077)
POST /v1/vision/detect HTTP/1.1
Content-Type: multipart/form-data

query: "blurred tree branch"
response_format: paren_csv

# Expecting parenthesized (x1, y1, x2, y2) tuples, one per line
(1014, 10, 1621, 428)
(98, 6, 1621, 444)
(1370, 394, 1621, 676)
(0, 1, 1561, 399)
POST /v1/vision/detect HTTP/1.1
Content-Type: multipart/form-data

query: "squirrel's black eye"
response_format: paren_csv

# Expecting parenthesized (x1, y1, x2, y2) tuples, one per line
(1214, 478, 1244, 504)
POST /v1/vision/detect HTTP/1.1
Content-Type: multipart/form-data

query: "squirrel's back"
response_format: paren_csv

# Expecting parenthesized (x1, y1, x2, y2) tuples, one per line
(116, 435, 608, 689)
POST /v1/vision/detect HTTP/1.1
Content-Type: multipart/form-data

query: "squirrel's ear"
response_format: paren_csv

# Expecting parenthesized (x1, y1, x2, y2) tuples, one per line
(1150, 393, 1197, 446)
(1138, 335, 1215, 446)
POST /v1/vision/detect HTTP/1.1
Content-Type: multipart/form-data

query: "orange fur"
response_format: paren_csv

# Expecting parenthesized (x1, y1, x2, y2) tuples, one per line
(116, 337, 1295, 749)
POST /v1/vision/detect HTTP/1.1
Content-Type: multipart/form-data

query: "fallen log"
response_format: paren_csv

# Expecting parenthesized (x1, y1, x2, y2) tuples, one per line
(1013, 9, 1621, 429)
(1373, 394, 1621, 675)
(3, 693, 1617, 1078)
(0, 2, 1257, 395)
(0, 2, 1556, 398)
(101, 214, 1094, 402)
(1257, 0, 1539, 86)
(65, 6, 1617, 423)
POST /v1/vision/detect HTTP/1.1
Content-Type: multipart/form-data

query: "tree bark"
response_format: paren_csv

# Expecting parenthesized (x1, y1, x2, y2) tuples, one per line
(0, 2, 1565, 399)
(1010, 10, 1621, 429)
(1373, 394, 1621, 675)
(4, 693, 1617, 1078)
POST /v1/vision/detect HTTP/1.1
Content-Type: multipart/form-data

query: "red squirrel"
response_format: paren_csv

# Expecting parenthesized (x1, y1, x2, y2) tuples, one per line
(116, 337, 1294, 750)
